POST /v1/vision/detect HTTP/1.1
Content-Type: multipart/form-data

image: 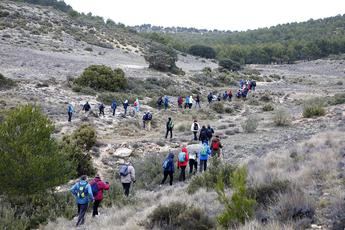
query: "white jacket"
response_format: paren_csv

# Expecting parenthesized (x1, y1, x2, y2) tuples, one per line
(191, 122, 200, 132)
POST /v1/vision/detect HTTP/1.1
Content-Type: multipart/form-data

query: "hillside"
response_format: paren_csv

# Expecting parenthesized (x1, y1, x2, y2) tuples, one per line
(0, 1, 345, 230)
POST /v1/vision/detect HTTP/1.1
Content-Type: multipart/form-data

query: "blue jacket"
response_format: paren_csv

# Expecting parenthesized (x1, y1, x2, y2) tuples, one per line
(163, 153, 175, 173)
(67, 105, 74, 113)
(199, 143, 211, 161)
(164, 97, 169, 105)
(70, 180, 94, 205)
(111, 100, 117, 109)
(185, 96, 190, 104)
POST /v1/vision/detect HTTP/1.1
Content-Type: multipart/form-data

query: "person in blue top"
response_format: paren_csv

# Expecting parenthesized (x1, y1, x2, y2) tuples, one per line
(184, 96, 190, 109)
(67, 103, 74, 122)
(70, 175, 94, 226)
(199, 142, 211, 173)
(161, 152, 175, 186)
(111, 99, 117, 116)
(164, 96, 169, 111)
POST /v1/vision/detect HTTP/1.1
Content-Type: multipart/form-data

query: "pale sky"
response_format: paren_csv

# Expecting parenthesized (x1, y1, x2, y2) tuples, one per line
(64, 0, 345, 31)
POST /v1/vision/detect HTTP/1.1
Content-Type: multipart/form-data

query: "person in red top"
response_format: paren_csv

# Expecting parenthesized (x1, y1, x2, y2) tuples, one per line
(177, 147, 189, 181)
(90, 175, 110, 217)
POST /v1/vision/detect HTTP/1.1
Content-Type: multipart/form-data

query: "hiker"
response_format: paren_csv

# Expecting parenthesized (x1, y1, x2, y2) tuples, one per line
(123, 100, 129, 116)
(67, 103, 74, 122)
(161, 151, 175, 186)
(242, 87, 248, 98)
(199, 142, 211, 172)
(111, 99, 117, 116)
(119, 162, 136, 197)
(189, 149, 198, 175)
(189, 96, 194, 109)
(199, 125, 208, 144)
(217, 93, 221, 101)
(157, 96, 163, 110)
(251, 80, 256, 91)
(211, 135, 223, 158)
(240, 79, 244, 89)
(143, 111, 152, 131)
(207, 92, 213, 104)
(228, 89, 233, 101)
(178, 96, 183, 108)
(83, 101, 91, 112)
(223, 91, 228, 100)
(134, 98, 140, 112)
(206, 125, 214, 144)
(165, 117, 174, 139)
(236, 90, 242, 99)
(177, 147, 189, 181)
(164, 96, 169, 110)
(191, 120, 200, 141)
(90, 175, 110, 217)
(185, 96, 190, 109)
(195, 94, 201, 108)
(99, 103, 105, 116)
(70, 175, 94, 226)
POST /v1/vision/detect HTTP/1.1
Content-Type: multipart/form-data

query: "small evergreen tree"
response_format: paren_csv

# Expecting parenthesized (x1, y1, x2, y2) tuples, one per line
(189, 45, 216, 59)
(0, 105, 72, 196)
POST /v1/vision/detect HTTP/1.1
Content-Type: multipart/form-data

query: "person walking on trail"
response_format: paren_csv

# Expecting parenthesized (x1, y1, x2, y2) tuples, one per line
(157, 96, 163, 110)
(228, 89, 233, 101)
(199, 125, 208, 144)
(211, 135, 223, 158)
(164, 96, 169, 111)
(99, 103, 105, 117)
(70, 175, 94, 227)
(123, 100, 129, 116)
(195, 94, 201, 108)
(178, 96, 183, 109)
(161, 151, 175, 186)
(83, 101, 91, 112)
(177, 147, 189, 181)
(134, 98, 140, 112)
(191, 120, 200, 141)
(143, 111, 153, 131)
(165, 117, 174, 139)
(90, 175, 110, 217)
(199, 142, 211, 172)
(189, 96, 194, 109)
(185, 96, 190, 109)
(207, 92, 213, 104)
(111, 99, 117, 116)
(67, 103, 74, 122)
(189, 149, 198, 175)
(119, 162, 136, 197)
(206, 125, 214, 145)
(251, 80, 256, 91)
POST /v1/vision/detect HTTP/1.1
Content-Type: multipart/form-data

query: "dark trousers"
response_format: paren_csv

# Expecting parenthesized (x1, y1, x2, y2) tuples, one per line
(122, 183, 131, 197)
(189, 159, 197, 174)
(200, 160, 208, 172)
(184, 103, 188, 109)
(193, 132, 198, 141)
(68, 112, 72, 122)
(124, 108, 127, 116)
(76, 204, 88, 226)
(164, 104, 168, 110)
(92, 200, 101, 217)
(189, 103, 192, 109)
(161, 171, 174, 185)
(179, 166, 186, 181)
(112, 108, 116, 116)
(99, 109, 104, 116)
(195, 101, 201, 108)
(165, 128, 173, 138)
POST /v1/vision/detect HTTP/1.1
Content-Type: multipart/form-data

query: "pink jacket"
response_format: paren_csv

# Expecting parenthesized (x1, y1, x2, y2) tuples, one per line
(91, 178, 110, 201)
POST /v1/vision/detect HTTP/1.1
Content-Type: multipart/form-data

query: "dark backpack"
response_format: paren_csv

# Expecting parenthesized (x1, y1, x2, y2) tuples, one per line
(193, 123, 198, 131)
(91, 182, 99, 196)
(147, 113, 152, 120)
(119, 165, 129, 176)
(162, 159, 169, 169)
(77, 182, 88, 199)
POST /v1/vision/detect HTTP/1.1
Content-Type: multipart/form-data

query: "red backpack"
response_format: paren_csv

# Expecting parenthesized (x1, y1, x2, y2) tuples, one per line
(212, 140, 220, 150)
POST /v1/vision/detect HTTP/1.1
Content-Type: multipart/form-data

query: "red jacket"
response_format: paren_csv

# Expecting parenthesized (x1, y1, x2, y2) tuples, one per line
(177, 147, 189, 167)
(91, 178, 110, 201)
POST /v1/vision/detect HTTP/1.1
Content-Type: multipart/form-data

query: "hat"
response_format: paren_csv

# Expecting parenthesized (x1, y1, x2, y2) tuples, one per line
(95, 174, 100, 179)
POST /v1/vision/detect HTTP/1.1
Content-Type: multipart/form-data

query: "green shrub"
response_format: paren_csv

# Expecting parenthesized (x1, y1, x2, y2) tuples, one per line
(262, 104, 274, 111)
(74, 65, 127, 91)
(212, 102, 224, 113)
(273, 107, 291, 126)
(247, 98, 260, 106)
(189, 45, 216, 59)
(147, 202, 215, 229)
(216, 166, 256, 228)
(241, 115, 259, 133)
(187, 158, 235, 194)
(303, 99, 326, 118)
(336, 81, 343, 85)
(0, 73, 16, 90)
(72, 124, 97, 150)
(0, 105, 72, 196)
(328, 93, 345, 105)
(219, 59, 241, 71)
(84, 47, 93, 52)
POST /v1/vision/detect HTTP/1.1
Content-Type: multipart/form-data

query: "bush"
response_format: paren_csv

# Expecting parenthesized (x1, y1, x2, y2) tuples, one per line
(328, 93, 345, 105)
(219, 59, 241, 71)
(262, 104, 274, 111)
(147, 202, 215, 229)
(84, 47, 93, 52)
(241, 115, 259, 133)
(212, 102, 224, 113)
(189, 45, 216, 59)
(0, 105, 72, 196)
(302, 99, 325, 118)
(187, 158, 235, 194)
(0, 73, 16, 90)
(273, 107, 291, 126)
(216, 166, 256, 228)
(74, 65, 127, 91)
